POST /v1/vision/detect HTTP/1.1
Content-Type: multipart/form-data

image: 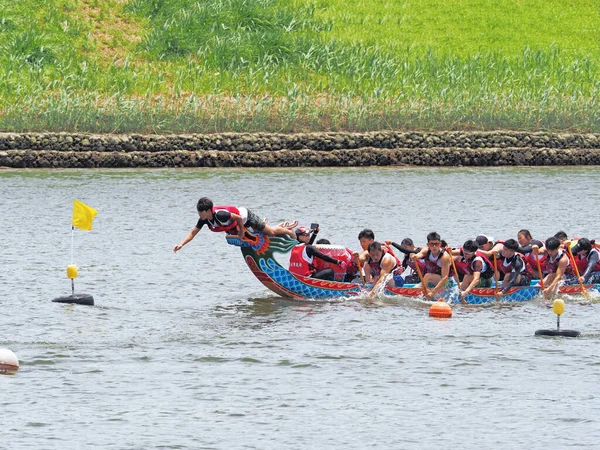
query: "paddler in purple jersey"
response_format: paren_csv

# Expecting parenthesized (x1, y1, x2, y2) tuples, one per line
(409, 231, 452, 299)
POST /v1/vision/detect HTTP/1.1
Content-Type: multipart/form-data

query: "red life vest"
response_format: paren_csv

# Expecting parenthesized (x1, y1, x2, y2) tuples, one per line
(454, 249, 494, 278)
(424, 249, 454, 276)
(289, 244, 315, 277)
(573, 248, 600, 275)
(403, 254, 426, 274)
(384, 245, 403, 267)
(496, 253, 532, 278)
(543, 250, 569, 276)
(207, 205, 241, 233)
(366, 252, 398, 279)
(522, 247, 546, 275)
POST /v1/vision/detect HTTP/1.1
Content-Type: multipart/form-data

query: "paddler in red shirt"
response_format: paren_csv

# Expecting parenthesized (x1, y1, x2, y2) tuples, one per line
(173, 197, 295, 252)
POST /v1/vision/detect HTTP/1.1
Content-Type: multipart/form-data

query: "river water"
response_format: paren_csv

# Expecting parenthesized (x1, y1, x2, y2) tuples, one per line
(1, 167, 599, 449)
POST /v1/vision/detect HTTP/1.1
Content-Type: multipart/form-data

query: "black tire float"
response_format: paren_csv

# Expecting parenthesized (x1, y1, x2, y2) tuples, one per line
(535, 299, 580, 338)
(52, 264, 94, 306)
(535, 329, 581, 337)
(52, 293, 94, 306)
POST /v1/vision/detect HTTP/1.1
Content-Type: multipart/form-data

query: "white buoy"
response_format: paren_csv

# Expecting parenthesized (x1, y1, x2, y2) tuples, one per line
(0, 348, 19, 373)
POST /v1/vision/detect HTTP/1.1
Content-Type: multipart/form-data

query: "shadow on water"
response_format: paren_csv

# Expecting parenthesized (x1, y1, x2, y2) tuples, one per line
(210, 294, 364, 330)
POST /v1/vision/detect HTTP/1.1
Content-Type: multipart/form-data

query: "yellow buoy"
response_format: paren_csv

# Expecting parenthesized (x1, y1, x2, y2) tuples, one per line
(535, 297, 580, 337)
(553, 299, 565, 316)
(67, 264, 78, 279)
(429, 298, 452, 318)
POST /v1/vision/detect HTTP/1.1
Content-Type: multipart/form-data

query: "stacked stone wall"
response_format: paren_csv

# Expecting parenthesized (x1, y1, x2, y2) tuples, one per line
(1, 131, 600, 167)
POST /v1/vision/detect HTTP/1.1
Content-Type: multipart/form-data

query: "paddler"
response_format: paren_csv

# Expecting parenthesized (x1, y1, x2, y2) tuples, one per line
(354, 229, 399, 266)
(289, 227, 346, 281)
(173, 197, 295, 252)
(452, 239, 494, 297)
(493, 238, 533, 296)
(364, 241, 404, 289)
(475, 235, 503, 256)
(567, 238, 600, 284)
(385, 237, 424, 284)
(516, 229, 546, 274)
(409, 232, 452, 299)
(532, 237, 569, 296)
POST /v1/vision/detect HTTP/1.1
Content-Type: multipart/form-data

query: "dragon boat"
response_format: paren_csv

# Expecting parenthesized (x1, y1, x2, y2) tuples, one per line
(227, 232, 599, 305)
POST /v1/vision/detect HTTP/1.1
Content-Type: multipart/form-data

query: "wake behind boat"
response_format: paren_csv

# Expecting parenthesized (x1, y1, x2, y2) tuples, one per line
(226, 232, 599, 304)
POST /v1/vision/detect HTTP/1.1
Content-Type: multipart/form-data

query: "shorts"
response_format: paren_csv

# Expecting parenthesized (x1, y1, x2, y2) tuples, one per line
(516, 274, 531, 286)
(478, 277, 493, 288)
(393, 274, 405, 287)
(244, 209, 266, 232)
(404, 274, 421, 284)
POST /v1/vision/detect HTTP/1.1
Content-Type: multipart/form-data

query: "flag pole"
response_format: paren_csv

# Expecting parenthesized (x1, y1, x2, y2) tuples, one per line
(71, 226, 74, 264)
(71, 225, 75, 295)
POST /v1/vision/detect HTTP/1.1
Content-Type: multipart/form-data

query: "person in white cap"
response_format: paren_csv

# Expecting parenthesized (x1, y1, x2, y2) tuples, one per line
(476, 235, 504, 257)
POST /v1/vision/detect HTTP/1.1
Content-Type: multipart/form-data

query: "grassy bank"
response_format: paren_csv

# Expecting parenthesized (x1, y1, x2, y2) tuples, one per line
(0, 0, 598, 133)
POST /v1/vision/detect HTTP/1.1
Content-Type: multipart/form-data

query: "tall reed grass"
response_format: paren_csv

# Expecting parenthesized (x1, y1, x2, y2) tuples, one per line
(0, 0, 598, 132)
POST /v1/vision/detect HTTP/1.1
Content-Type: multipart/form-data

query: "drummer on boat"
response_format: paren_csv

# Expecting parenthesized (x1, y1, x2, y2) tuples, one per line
(289, 226, 346, 281)
(409, 232, 452, 299)
(173, 197, 295, 252)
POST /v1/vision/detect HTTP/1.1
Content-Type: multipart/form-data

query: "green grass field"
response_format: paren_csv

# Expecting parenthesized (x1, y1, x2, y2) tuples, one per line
(0, 0, 598, 133)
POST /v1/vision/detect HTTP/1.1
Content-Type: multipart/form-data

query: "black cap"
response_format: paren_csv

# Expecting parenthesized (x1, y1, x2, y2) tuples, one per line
(475, 235, 489, 247)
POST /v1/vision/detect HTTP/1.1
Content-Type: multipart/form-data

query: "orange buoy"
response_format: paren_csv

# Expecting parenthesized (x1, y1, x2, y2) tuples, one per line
(429, 298, 452, 318)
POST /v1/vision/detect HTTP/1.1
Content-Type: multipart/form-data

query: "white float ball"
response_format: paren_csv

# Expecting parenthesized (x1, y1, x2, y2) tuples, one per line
(0, 348, 19, 373)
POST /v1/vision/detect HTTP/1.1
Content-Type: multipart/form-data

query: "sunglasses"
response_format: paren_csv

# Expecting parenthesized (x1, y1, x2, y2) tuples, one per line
(427, 241, 441, 247)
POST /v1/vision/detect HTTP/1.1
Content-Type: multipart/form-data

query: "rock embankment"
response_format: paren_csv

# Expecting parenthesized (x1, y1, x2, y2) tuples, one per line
(1, 131, 600, 168)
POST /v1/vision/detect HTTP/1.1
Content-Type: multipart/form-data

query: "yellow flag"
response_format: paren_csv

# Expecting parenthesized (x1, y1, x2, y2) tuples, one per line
(72, 200, 98, 231)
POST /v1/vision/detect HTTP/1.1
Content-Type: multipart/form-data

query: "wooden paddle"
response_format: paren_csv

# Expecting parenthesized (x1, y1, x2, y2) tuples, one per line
(566, 245, 589, 298)
(533, 247, 547, 300)
(413, 257, 430, 299)
(493, 252, 501, 299)
(447, 247, 466, 305)
(356, 259, 366, 286)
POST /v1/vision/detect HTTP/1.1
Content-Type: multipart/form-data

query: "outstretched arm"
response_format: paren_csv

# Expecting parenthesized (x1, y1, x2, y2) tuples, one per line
(462, 260, 483, 296)
(502, 258, 525, 293)
(371, 258, 396, 293)
(479, 243, 504, 257)
(306, 246, 340, 265)
(430, 253, 450, 296)
(410, 248, 427, 261)
(546, 256, 568, 293)
(386, 240, 412, 255)
(581, 251, 600, 283)
(308, 226, 319, 245)
(173, 227, 200, 252)
(229, 213, 246, 239)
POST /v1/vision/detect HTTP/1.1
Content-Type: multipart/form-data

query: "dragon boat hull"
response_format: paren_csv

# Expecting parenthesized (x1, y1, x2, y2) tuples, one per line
(228, 233, 599, 304)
